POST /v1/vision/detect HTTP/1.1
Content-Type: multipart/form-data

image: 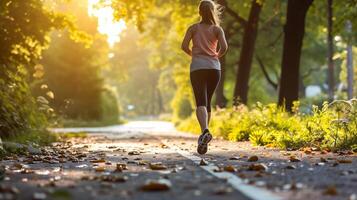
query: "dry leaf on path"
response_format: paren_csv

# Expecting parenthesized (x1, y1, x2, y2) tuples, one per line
(323, 186, 338, 196)
(128, 151, 140, 156)
(248, 155, 259, 162)
(223, 165, 236, 172)
(248, 163, 268, 171)
(115, 163, 128, 172)
(337, 159, 352, 164)
(90, 158, 106, 163)
(141, 179, 172, 191)
(289, 156, 301, 162)
(149, 162, 168, 170)
(199, 159, 208, 166)
(94, 166, 106, 172)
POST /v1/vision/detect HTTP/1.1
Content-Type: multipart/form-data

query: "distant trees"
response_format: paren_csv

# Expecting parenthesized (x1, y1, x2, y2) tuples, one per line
(111, 0, 355, 114)
(39, 0, 119, 121)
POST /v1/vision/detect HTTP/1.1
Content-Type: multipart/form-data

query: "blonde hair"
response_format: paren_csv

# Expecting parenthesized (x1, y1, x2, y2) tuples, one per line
(199, 0, 223, 26)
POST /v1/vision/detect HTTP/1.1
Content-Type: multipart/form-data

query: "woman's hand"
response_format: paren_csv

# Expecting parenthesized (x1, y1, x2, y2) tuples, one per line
(217, 26, 228, 58)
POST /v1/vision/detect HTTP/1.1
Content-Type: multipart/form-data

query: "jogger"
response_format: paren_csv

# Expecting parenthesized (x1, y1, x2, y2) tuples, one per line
(181, 0, 228, 154)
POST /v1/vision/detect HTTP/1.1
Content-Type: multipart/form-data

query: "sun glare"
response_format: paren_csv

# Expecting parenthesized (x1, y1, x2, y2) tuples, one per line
(88, 0, 126, 47)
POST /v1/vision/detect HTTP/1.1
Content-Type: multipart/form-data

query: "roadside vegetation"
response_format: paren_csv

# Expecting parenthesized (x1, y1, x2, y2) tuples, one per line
(178, 100, 357, 151)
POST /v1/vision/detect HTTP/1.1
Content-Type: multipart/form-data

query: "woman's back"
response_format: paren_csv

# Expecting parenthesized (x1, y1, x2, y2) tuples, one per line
(191, 23, 219, 59)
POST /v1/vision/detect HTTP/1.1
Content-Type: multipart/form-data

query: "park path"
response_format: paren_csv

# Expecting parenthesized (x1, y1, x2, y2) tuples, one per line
(1, 121, 356, 200)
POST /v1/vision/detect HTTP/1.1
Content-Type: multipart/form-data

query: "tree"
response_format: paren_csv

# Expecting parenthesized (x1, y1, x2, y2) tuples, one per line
(327, 0, 335, 101)
(0, 0, 80, 137)
(278, 0, 314, 111)
(232, 0, 263, 105)
(40, 0, 109, 120)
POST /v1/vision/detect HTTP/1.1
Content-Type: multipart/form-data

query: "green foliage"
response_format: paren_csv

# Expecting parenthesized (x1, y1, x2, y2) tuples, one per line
(0, 0, 91, 139)
(178, 100, 357, 151)
(40, 30, 104, 120)
(4, 130, 58, 148)
(100, 86, 120, 123)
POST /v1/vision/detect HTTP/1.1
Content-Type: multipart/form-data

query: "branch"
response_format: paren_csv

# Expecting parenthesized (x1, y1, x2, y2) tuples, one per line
(217, 0, 247, 26)
(302, 67, 321, 79)
(256, 55, 278, 90)
(266, 31, 283, 48)
(226, 7, 247, 26)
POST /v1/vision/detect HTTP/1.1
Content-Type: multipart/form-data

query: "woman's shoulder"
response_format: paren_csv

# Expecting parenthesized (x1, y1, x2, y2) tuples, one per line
(188, 23, 200, 30)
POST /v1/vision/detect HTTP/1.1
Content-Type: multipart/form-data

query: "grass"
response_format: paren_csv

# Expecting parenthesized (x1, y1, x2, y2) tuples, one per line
(3, 130, 58, 147)
(177, 100, 357, 151)
(55, 118, 125, 128)
(58, 132, 87, 140)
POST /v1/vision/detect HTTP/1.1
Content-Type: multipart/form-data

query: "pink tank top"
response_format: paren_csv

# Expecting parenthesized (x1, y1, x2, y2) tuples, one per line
(192, 23, 219, 59)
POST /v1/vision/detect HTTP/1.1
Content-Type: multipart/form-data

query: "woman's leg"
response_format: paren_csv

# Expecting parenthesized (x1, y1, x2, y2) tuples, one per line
(190, 70, 208, 132)
(196, 106, 208, 132)
(206, 70, 221, 125)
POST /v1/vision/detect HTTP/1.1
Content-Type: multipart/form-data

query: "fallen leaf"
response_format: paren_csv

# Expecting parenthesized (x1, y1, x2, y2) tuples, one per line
(248, 155, 259, 162)
(248, 163, 268, 171)
(289, 156, 301, 162)
(94, 166, 106, 172)
(12, 163, 23, 170)
(98, 175, 128, 182)
(323, 186, 338, 196)
(303, 148, 312, 154)
(214, 187, 233, 195)
(149, 162, 168, 170)
(90, 158, 106, 163)
(229, 157, 240, 160)
(223, 165, 236, 172)
(199, 159, 208, 166)
(115, 163, 128, 172)
(137, 160, 147, 165)
(141, 179, 172, 191)
(285, 165, 296, 169)
(337, 159, 352, 164)
(128, 151, 140, 156)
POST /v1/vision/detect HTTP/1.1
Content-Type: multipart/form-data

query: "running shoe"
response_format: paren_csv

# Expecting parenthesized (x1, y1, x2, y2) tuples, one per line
(197, 129, 212, 155)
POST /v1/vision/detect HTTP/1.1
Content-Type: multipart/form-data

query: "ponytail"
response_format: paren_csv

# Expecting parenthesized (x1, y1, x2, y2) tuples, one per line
(199, 0, 222, 26)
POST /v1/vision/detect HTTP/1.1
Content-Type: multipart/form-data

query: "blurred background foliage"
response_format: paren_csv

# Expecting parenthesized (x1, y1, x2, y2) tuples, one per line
(0, 0, 356, 150)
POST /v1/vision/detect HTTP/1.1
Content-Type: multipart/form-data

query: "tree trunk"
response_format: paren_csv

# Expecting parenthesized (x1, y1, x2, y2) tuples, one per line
(327, 0, 335, 101)
(346, 20, 354, 99)
(278, 0, 313, 111)
(233, 0, 262, 105)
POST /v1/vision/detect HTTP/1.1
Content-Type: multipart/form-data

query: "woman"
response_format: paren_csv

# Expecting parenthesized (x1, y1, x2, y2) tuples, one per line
(181, 0, 228, 154)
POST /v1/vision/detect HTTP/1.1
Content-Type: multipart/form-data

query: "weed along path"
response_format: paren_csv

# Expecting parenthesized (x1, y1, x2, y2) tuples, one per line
(0, 121, 356, 200)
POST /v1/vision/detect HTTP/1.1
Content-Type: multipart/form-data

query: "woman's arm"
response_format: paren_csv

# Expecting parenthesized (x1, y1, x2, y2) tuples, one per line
(181, 26, 193, 56)
(217, 26, 228, 58)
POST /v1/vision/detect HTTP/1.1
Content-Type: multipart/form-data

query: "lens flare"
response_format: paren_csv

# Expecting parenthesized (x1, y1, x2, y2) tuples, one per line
(88, 0, 126, 47)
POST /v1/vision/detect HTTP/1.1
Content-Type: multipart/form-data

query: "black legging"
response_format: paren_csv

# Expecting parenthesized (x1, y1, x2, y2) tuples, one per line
(190, 69, 221, 112)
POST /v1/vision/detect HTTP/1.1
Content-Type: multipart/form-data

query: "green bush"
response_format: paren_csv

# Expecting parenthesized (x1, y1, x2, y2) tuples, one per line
(177, 100, 357, 151)
(100, 86, 120, 123)
(0, 72, 48, 138)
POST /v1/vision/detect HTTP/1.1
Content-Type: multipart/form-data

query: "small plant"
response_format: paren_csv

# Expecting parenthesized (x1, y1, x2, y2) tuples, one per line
(177, 100, 357, 151)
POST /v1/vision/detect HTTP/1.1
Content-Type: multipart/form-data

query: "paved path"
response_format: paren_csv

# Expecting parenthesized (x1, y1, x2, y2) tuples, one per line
(1, 121, 356, 200)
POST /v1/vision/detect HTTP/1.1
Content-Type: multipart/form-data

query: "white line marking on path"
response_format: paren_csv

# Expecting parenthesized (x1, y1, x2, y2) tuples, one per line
(158, 137, 283, 200)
